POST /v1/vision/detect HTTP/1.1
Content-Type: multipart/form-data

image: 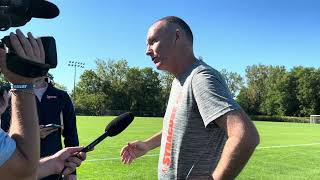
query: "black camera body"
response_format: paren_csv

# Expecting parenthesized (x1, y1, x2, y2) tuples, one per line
(0, 0, 59, 78)
(0, 35, 57, 77)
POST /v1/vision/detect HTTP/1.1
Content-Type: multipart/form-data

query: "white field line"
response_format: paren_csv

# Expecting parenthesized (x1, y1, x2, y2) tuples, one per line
(256, 142, 320, 149)
(85, 154, 159, 162)
(85, 142, 320, 163)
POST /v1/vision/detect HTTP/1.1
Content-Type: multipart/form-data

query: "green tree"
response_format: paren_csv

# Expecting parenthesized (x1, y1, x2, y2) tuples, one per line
(0, 74, 9, 87)
(220, 69, 244, 98)
(0, 74, 8, 84)
(237, 87, 253, 114)
(95, 59, 130, 111)
(75, 70, 111, 115)
(76, 70, 108, 94)
(237, 65, 320, 117)
(75, 92, 109, 115)
(126, 67, 144, 112)
(159, 72, 174, 113)
(126, 67, 162, 116)
(259, 66, 288, 115)
(291, 67, 320, 116)
(140, 67, 162, 115)
(237, 64, 269, 115)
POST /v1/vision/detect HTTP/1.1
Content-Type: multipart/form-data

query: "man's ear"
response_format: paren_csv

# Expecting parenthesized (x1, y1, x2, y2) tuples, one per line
(175, 29, 181, 41)
(173, 29, 181, 47)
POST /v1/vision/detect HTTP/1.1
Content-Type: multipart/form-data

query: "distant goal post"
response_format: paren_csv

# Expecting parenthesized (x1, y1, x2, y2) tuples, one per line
(310, 115, 320, 124)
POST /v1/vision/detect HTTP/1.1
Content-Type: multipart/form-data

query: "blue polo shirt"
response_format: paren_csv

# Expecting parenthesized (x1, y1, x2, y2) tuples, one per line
(0, 128, 16, 166)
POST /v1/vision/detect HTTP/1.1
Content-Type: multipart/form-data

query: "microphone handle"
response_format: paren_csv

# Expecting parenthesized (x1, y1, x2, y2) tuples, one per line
(81, 131, 109, 152)
(56, 130, 110, 180)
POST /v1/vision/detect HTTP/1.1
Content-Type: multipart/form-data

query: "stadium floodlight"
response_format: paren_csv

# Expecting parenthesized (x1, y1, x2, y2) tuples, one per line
(67, 60, 85, 106)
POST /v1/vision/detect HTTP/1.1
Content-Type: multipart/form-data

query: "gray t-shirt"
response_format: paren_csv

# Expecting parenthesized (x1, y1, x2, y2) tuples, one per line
(158, 60, 241, 179)
(0, 128, 16, 166)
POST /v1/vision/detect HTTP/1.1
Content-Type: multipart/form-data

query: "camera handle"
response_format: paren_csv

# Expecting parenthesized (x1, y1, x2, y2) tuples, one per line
(6, 53, 50, 78)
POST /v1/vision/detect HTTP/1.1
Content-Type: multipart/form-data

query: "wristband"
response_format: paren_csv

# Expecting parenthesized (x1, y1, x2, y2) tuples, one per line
(10, 83, 35, 90)
(10, 89, 35, 96)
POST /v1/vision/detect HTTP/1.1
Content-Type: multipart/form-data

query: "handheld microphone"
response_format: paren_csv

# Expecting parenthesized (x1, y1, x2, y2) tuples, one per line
(81, 112, 135, 152)
(57, 112, 135, 180)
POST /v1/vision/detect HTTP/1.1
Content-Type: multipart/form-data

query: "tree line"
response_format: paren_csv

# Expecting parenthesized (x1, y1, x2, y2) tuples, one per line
(73, 59, 173, 116)
(236, 65, 320, 117)
(1, 59, 319, 117)
(73, 60, 320, 117)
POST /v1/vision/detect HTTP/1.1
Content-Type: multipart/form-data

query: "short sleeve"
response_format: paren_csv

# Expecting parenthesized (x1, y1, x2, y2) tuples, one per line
(192, 69, 241, 127)
(0, 128, 16, 166)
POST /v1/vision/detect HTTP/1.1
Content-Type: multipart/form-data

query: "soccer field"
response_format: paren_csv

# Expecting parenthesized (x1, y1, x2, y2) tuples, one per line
(75, 116, 320, 180)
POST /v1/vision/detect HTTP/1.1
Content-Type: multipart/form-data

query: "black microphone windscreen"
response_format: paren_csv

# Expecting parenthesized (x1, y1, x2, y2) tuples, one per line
(105, 112, 134, 137)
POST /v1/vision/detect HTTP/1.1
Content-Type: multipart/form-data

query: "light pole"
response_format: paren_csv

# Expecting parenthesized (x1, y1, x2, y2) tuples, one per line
(68, 61, 85, 105)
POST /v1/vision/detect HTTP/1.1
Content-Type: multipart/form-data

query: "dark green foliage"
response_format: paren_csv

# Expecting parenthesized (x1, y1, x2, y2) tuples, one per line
(237, 65, 320, 117)
(220, 68, 244, 97)
(250, 115, 309, 123)
(72, 60, 320, 118)
(0, 74, 8, 84)
(74, 59, 168, 116)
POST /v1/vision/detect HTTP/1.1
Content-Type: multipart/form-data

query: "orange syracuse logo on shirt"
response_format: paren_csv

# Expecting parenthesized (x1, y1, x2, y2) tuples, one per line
(162, 92, 182, 173)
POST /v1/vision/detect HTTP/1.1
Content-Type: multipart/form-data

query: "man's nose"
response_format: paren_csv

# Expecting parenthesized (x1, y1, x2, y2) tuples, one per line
(146, 45, 152, 56)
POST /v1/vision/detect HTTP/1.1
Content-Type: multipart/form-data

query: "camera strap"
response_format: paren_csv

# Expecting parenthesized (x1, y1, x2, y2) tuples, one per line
(6, 53, 50, 78)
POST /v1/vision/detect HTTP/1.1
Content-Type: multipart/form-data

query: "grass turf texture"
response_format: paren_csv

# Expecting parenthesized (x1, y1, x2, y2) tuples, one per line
(75, 116, 320, 180)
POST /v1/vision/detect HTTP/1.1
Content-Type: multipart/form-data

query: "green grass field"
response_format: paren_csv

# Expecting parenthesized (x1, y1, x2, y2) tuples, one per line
(76, 116, 320, 180)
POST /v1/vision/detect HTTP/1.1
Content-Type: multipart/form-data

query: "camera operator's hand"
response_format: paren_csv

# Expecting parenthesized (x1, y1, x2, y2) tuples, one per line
(0, 29, 45, 84)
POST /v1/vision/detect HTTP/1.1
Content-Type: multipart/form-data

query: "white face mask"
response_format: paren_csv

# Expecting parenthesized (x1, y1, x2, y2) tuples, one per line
(34, 76, 49, 89)
(34, 85, 48, 102)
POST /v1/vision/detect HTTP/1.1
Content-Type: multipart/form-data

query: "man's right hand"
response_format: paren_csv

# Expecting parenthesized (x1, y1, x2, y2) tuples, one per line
(0, 29, 45, 84)
(120, 140, 150, 164)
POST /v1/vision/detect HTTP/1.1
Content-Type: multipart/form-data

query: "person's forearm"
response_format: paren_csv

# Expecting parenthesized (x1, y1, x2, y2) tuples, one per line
(144, 130, 162, 150)
(213, 135, 259, 180)
(38, 156, 56, 178)
(9, 92, 40, 176)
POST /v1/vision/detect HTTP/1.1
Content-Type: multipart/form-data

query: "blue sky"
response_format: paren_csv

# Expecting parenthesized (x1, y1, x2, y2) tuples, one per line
(1, 0, 319, 92)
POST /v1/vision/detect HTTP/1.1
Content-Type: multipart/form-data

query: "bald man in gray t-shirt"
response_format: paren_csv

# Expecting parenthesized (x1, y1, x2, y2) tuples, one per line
(158, 60, 240, 179)
(120, 16, 259, 180)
